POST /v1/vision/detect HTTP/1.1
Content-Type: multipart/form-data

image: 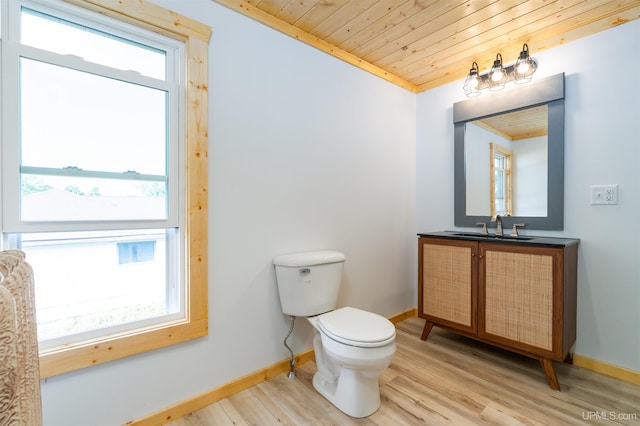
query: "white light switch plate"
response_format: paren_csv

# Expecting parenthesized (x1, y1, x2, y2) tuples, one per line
(591, 185, 618, 205)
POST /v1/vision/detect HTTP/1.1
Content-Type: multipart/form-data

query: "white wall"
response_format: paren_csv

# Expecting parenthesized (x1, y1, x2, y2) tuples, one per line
(39, 1, 417, 425)
(513, 136, 547, 216)
(417, 20, 640, 373)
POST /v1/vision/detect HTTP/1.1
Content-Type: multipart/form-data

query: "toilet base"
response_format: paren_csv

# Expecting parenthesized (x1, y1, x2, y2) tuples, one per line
(312, 368, 381, 418)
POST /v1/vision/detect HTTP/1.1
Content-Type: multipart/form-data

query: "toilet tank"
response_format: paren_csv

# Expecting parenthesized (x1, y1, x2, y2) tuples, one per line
(273, 250, 345, 317)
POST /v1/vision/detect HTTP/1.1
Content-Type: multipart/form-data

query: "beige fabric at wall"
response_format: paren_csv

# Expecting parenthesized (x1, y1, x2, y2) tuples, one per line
(0, 250, 42, 426)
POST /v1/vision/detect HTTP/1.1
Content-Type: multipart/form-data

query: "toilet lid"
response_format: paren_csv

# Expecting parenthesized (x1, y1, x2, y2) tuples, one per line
(317, 307, 396, 348)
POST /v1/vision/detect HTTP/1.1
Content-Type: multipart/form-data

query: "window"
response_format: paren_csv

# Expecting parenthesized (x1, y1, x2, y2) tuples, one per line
(0, 0, 210, 377)
(118, 240, 157, 265)
(490, 143, 512, 216)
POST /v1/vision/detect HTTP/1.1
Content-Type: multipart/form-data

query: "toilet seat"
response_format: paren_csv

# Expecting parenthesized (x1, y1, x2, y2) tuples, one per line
(317, 307, 396, 348)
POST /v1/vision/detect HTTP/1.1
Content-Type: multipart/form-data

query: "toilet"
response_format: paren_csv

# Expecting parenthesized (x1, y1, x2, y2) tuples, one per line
(273, 250, 396, 418)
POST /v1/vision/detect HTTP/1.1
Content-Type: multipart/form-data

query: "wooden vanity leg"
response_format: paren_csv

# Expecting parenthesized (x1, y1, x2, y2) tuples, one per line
(540, 358, 561, 391)
(421, 321, 434, 341)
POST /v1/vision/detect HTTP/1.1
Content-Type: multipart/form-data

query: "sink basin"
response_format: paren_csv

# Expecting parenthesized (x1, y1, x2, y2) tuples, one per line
(450, 232, 535, 241)
(501, 235, 535, 240)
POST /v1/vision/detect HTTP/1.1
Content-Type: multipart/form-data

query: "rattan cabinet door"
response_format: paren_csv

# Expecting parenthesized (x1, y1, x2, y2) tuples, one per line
(479, 243, 562, 356)
(418, 237, 478, 335)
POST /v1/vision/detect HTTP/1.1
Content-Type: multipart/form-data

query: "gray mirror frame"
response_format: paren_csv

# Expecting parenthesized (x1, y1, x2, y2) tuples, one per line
(454, 73, 565, 230)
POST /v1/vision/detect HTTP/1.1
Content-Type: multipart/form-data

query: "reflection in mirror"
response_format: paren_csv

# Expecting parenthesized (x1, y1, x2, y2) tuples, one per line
(465, 105, 548, 217)
(454, 73, 565, 230)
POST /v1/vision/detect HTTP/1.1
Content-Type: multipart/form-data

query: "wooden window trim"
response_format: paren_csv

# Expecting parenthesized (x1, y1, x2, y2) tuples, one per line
(38, 0, 211, 378)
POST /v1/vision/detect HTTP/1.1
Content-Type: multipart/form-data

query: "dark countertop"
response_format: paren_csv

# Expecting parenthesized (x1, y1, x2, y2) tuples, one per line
(418, 231, 580, 247)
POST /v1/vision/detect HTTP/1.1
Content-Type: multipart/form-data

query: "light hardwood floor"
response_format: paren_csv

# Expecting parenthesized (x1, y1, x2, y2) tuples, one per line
(168, 317, 640, 425)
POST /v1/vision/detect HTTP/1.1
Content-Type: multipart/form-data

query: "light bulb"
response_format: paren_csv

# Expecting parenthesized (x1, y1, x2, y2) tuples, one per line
(491, 69, 504, 82)
(516, 61, 530, 75)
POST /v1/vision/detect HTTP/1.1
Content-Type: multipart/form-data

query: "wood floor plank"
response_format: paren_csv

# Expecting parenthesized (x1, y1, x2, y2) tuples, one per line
(257, 367, 358, 425)
(173, 401, 236, 425)
(246, 384, 296, 424)
(479, 402, 540, 426)
(216, 399, 250, 425)
(168, 317, 640, 426)
(224, 388, 280, 424)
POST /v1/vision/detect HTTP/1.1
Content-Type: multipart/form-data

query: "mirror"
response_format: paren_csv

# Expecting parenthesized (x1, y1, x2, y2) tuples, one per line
(454, 73, 565, 230)
(465, 104, 548, 217)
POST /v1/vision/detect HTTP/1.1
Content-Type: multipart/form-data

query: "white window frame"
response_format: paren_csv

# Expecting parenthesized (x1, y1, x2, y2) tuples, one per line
(0, 0, 210, 378)
(2, 1, 182, 231)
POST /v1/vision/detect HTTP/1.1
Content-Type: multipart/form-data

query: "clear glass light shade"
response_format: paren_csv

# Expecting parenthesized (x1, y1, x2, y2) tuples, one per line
(514, 44, 537, 83)
(488, 54, 506, 91)
(463, 62, 481, 97)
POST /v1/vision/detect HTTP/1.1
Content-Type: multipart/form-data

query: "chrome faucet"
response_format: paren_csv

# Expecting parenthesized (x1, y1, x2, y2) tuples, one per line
(492, 215, 503, 237)
(476, 221, 488, 235)
(511, 223, 526, 237)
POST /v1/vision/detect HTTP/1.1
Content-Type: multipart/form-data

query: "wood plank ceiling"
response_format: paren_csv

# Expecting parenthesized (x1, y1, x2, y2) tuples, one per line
(475, 105, 547, 141)
(213, 0, 640, 93)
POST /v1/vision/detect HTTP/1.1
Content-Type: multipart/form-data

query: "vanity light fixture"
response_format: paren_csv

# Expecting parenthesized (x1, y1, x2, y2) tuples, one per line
(463, 44, 538, 97)
(462, 62, 481, 97)
(514, 43, 538, 83)
(488, 53, 507, 90)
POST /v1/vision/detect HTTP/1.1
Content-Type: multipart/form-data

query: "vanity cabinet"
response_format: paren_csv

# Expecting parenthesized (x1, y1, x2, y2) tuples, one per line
(418, 234, 579, 390)
(419, 239, 478, 336)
